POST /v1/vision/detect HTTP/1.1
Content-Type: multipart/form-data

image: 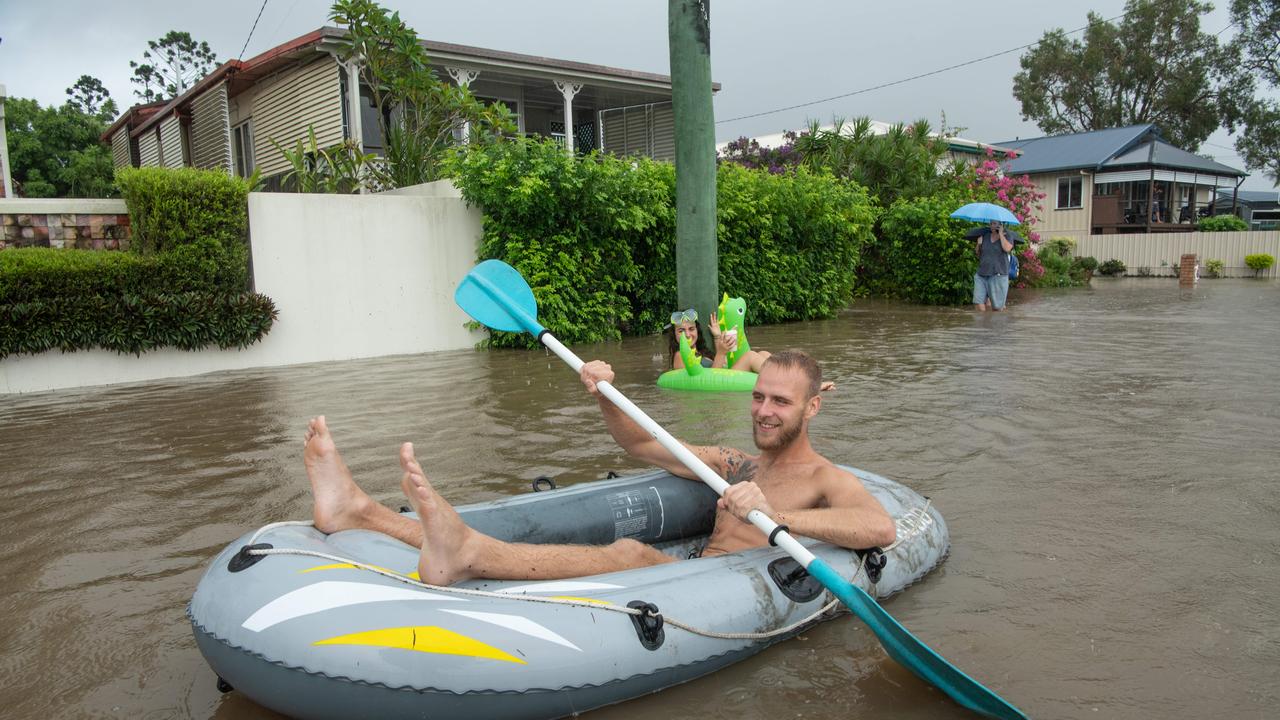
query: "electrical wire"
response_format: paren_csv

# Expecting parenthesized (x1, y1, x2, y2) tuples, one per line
(238, 0, 271, 61)
(716, 8, 1138, 126)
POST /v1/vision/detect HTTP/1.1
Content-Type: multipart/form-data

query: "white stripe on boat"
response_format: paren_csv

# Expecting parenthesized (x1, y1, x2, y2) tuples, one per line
(242, 581, 467, 632)
(440, 610, 582, 651)
(495, 580, 625, 595)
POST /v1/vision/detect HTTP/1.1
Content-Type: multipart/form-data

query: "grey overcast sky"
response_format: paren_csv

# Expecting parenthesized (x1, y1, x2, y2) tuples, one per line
(2, 0, 1272, 190)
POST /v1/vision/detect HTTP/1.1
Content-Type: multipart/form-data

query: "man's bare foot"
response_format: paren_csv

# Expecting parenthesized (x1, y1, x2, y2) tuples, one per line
(400, 443, 478, 586)
(304, 416, 375, 534)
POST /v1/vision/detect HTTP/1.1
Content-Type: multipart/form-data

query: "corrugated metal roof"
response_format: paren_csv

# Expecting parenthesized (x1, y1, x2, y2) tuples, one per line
(996, 125, 1155, 174)
(1216, 189, 1278, 205)
(1104, 140, 1244, 176)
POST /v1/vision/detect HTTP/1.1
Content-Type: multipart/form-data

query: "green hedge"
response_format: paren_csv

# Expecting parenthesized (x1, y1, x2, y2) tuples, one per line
(450, 138, 875, 347)
(0, 241, 239, 303)
(116, 167, 251, 289)
(2, 167, 272, 358)
(1, 292, 278, 359)
(1197, 214, 1248, 232)
(879, 188, 988, 305)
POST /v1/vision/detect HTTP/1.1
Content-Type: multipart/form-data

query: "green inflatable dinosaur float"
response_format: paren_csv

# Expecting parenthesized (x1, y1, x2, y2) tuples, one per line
(656, 293, 758, 393)
(718, 293, 751, 368)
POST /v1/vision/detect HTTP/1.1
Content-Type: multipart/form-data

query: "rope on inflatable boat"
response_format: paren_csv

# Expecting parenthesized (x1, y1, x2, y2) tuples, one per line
(242, 500, 932, 643)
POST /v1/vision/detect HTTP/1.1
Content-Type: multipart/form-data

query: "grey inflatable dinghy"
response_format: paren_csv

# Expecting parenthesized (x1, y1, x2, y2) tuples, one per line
(190, 466, 948, 720)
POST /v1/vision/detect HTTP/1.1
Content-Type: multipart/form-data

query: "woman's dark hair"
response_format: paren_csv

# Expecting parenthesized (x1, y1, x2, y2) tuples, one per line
(665, 321, 714, 365)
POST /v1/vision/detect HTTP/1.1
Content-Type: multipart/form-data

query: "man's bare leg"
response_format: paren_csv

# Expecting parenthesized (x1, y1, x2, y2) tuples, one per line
(399, 444, 675, 586)
(304, 416, 423, 547)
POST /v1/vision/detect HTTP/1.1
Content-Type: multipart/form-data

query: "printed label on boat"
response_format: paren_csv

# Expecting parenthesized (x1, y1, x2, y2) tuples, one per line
(608, 487, 664, 541)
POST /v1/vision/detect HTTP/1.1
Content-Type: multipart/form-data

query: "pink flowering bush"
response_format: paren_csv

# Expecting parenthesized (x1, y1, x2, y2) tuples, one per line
(965, 149, 1046, 288)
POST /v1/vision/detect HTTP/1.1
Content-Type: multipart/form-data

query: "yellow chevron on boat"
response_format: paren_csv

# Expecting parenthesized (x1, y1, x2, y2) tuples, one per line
(301, 563, 421, 580)
(314, 626, 525, 664)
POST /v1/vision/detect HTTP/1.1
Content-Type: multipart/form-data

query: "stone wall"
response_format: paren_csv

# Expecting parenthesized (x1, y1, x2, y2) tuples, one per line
(0, 199, 130, 251)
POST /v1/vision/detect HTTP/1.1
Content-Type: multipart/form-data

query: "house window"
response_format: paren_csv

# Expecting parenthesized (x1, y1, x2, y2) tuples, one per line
(232, 121, 255, 177)
(1057, 176, 1083, 209)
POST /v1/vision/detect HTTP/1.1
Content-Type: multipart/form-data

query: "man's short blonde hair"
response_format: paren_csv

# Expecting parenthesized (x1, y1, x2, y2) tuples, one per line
(763, 350, 822, 399)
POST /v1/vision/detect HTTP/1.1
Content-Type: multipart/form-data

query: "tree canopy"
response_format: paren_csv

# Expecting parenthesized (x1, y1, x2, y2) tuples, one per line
(65, 75, 118, 120)
(1218, 0, 1280, 184)
(1012, 0, 1223, 149)
(4, 97, 116, 198)
(130, 30, 218, 102)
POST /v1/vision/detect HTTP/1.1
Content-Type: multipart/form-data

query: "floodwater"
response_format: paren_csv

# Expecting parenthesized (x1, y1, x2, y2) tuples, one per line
(1, 278, 1277, 720)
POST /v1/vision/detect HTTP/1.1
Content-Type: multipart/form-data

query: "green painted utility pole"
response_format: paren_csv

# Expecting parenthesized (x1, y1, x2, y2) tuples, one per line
(668, 0, 717, 331)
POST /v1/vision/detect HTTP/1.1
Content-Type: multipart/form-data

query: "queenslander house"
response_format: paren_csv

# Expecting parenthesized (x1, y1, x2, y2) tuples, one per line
(102, 27, 713, 188)
(997, 124, 1248, 244)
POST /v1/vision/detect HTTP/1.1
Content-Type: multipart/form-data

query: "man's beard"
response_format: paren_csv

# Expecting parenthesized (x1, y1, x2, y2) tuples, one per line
(753, 415, 803, 451)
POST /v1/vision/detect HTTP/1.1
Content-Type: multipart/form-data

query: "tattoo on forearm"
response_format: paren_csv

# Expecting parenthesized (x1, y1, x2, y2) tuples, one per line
(721, 448, 757, 484)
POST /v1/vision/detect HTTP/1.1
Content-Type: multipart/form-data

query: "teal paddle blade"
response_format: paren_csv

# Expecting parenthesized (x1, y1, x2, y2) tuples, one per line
(455, 260, 544, 335)
(807, 559, 1027, 720)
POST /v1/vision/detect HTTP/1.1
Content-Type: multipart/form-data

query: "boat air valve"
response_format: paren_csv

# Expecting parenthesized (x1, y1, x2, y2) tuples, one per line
(228, 543, 273, 572)
(216, 676, 234, 693)
(627, 601, 665, 650)
(858, 547, 887, 584)
(531, 476, 557, 492)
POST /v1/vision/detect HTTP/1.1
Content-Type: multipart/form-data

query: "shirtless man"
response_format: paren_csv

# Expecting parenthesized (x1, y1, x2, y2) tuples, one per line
(303, 350, 895, 586)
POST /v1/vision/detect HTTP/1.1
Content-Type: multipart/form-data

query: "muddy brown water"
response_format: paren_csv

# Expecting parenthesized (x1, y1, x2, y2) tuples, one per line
(1, 278, 1277, 720)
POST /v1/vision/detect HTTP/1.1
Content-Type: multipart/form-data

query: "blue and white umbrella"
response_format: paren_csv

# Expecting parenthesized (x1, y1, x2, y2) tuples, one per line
(950, 202, 1021, 225)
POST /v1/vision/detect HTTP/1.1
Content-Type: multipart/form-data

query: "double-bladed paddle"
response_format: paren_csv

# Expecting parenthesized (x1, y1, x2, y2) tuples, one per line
(455, 259, 1027, 720)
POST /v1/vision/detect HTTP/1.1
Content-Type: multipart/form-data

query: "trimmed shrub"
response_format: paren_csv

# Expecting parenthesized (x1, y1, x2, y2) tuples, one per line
(116, 167, 252, 289)
(1197, 214, 1248, 232)
(1070, 255, 1098, 282)
(879, 188, 986, 305)
(450, 138, 875, 346)
(0, 241, 234, 303)
(1098, 258, 1127, 276)
(1205, 258, 1225, 277)
(0, 292, 278, 359)
(1245, 253, 1275, 276)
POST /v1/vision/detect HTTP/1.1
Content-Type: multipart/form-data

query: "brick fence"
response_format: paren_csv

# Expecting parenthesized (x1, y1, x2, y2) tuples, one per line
(0, 198, 131, 251)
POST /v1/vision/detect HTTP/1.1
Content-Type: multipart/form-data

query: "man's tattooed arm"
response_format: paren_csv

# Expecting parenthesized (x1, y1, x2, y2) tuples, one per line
(720, 447, 757, 484)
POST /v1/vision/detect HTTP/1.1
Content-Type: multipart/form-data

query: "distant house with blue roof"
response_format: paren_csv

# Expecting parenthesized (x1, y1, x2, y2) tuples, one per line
(997, 124, 1247, 243)
(1213, 189, 1279, 229)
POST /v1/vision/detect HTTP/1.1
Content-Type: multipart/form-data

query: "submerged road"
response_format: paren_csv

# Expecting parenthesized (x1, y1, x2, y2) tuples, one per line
(0, 278, 1276, 719)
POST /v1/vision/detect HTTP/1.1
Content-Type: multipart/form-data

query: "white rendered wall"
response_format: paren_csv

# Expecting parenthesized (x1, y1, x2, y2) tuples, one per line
(0, 181, 486, 393)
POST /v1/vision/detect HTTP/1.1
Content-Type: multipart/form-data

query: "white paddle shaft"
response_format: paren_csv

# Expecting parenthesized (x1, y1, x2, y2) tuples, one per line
(539, 332, 818, 567)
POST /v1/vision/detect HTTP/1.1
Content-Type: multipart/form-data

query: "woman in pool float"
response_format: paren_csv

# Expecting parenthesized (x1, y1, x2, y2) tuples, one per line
(665, 307, 833, 393)
(665, 307, 773, 373)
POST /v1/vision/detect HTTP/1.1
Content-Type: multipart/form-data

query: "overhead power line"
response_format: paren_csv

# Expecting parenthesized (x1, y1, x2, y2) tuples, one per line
(239, 0, 271, 61)
(716, 9, 1134, 126)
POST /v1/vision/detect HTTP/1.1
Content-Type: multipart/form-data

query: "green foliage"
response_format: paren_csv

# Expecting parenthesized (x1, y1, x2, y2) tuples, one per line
(1026, 238, 1091, 288)
(1244, 253, 1275, 275)
(272, 126, 377, 194)
(115, 167, 251, 289)
(3, 96, 116, 198)
(0, 246, 277, 359)
(713, 163, 875, 323)
(0, 292, 277, 359)
(1070, 255, 1099, 282)
(1098, 258, 1127, 276)
(129, 30, 218, 102)
(1013, 0, 1223, 149)
(1042, 237, 1076, 257)
(878, 187, 990, 305)
(1218, 1, 1280, 184)
(1205, 258, 1225, 277)
(791, 117, 961, 207)
(1197, 214, 1249, 231)
(64, 75, 118, 120)
(449, 138, 874, 346)
(328, 0, 516, 188)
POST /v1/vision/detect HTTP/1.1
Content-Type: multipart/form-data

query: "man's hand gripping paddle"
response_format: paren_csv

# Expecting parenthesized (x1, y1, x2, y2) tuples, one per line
(455, 259, 1027, 719)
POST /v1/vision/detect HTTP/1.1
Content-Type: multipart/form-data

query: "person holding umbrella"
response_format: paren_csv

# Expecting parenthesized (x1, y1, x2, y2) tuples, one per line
(950, 202, 1019, 312)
